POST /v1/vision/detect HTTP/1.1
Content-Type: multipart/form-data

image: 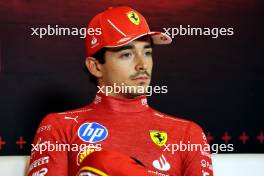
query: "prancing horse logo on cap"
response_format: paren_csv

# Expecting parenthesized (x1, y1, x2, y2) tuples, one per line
(127, 11, 140, 25)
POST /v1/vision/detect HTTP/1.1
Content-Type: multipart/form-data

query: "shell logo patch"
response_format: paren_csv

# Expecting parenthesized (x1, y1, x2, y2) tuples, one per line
(127, 11, 140, 25)
(150, 130, 168, 147)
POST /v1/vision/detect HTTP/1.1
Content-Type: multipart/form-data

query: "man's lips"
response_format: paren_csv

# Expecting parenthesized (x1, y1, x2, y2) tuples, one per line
(131, 76, 149, 81)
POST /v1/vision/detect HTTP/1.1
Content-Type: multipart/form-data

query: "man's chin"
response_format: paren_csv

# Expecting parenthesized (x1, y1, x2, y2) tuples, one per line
(121, 92, 148, 99)
(105, 82, 151, 98)
(126, 85, 150, 97)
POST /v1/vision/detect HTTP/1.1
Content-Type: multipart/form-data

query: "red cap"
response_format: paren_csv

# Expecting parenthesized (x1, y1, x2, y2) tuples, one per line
(86, 6, 172, 57)
(76, 150, 154, 176)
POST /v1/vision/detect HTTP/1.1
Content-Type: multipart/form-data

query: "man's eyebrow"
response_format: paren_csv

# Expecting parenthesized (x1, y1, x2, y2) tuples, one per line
(144, 44, 152, 49)
(107, 45, 134, 52)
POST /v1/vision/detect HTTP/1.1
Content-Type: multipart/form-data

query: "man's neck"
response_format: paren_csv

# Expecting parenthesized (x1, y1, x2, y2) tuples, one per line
(100, 92, 145, 99)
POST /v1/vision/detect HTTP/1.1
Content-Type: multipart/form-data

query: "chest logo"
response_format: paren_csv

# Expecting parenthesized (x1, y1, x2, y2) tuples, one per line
(150, 130, 168, 147)
(78, 122, 108, 143)
(64, 116, 79, 123)
(152, 154, 171, 171)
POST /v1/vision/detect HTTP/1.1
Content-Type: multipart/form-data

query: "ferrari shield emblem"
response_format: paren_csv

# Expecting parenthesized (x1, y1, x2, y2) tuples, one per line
(150, 130, 168, 147)
(127, 11, 140, 25)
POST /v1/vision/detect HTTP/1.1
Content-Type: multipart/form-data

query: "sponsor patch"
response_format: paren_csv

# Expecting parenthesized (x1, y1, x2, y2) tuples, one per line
(37, 125, 51, 133)
(29, 156, 49, 172)
(31, 168, 48, 176)
(152, 154, 171, 171)
(150, 130, 168, 147)
(78, 122, 108, 143)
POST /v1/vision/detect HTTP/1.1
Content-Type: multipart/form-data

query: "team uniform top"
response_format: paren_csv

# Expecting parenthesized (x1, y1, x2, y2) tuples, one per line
(28, 93, 213, 176)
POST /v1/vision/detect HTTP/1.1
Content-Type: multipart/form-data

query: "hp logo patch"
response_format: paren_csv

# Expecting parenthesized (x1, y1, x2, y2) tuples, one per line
(78, 122, 108, 143)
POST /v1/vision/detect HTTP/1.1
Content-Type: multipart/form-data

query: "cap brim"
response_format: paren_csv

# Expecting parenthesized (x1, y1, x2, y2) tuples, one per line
(148, 31, 172, 44)
(105, 31, 172, 48)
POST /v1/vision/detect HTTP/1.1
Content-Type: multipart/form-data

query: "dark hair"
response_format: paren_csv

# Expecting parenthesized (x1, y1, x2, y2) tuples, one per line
(83, 48, 107, 86)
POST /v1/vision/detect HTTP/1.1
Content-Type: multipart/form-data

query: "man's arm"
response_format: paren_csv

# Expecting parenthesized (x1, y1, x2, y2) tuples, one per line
(182, 122, 214, 176)
(27, 113, 68, 176)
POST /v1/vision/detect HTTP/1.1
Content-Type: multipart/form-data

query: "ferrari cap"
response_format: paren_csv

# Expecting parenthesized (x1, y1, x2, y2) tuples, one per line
(76, 150, 154, 176)
(86, 6, 172, 57)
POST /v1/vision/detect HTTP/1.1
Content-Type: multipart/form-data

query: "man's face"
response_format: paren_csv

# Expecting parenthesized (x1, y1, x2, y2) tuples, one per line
(98, 37, 153, 97)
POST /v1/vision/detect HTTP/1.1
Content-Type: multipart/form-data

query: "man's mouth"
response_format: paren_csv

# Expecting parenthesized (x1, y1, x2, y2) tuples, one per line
(131, 75, 149, 81)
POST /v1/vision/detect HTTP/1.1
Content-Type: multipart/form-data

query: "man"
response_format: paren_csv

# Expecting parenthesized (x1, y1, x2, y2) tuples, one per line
(28, 6, 213, 176)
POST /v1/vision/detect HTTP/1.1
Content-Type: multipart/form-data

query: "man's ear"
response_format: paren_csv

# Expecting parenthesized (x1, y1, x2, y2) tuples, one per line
(85, 57, 103, 78)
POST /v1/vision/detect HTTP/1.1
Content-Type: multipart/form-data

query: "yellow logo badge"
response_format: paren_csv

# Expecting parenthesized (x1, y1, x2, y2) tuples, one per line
(150, 130, 168, 147)
(127, 11, 140, 25)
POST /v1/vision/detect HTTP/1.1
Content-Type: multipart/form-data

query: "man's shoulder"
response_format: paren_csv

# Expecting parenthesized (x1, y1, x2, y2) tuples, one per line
(57, 105, 93, 115)
(150, 108, 204, 131)
(150, 108, 189, 124)
(39, 104, 93, 126)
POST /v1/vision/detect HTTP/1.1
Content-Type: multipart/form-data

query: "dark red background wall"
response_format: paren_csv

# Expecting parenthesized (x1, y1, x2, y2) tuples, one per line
(0, 0, 263, 155)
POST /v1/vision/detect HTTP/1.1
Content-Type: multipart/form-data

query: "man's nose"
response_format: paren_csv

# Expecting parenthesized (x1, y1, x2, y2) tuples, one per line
(135, 54, 148, 71)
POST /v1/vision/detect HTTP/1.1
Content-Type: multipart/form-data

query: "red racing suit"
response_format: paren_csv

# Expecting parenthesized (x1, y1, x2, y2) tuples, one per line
(27, 93, 213, 176)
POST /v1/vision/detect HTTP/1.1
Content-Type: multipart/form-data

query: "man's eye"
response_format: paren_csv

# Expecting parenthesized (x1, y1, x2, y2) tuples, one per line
(120, 52, 133, 59)
(145, 51, 153, 56)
